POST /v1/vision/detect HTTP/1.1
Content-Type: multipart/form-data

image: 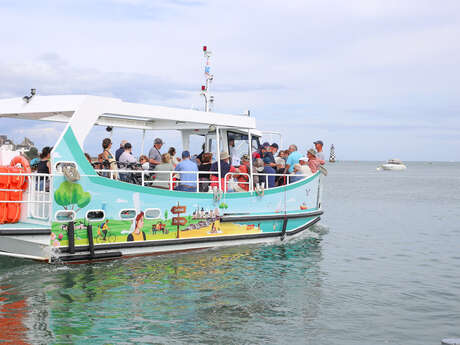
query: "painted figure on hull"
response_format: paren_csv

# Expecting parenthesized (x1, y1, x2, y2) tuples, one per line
(127, 212, 147, 241)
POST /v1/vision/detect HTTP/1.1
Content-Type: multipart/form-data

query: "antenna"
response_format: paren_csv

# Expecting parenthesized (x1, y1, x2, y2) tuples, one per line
(200, 45, 214, 112)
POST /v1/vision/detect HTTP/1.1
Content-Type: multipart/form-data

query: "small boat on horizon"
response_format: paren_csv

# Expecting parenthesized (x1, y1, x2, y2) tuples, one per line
(377, 159, 407, 171)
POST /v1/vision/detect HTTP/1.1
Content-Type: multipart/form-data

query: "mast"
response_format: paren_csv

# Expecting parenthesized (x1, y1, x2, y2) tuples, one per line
(329, 144, 336, 163)
(200, 45, 214, 112)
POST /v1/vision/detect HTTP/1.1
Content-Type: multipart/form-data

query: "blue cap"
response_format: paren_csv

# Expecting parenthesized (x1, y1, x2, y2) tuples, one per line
(30, 158, 39, 166)
(182, 150, 190, 158)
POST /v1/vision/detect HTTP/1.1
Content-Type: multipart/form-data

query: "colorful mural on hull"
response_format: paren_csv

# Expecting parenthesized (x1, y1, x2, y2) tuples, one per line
(50, 127, 321, 248)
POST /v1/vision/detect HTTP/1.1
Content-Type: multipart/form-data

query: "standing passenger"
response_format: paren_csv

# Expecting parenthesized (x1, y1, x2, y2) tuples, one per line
(313, 140, 326, 163)
(115, 140, 128, 161)
(148, 138, 164, 169)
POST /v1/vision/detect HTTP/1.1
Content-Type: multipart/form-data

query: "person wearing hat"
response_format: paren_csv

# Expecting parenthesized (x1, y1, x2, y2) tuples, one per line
(148, 138, 164, 169)
(30, 157, 40, 172)
(313, 140, 325, 162)
(252, 158, 265, 187)
(174, 150, 198, 191)
(210, 151, 238, 191)
(307, 148, 322, 173)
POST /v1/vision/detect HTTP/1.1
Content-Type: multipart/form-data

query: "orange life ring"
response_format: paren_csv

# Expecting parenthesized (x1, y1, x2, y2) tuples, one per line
(10, 155, 31, 173)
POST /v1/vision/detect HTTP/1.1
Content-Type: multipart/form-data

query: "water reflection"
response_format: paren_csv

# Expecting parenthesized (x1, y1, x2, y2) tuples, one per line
(0, 235, 324, 344)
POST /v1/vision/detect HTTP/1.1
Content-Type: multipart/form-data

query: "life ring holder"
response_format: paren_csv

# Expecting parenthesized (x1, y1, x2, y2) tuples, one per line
(10, 155, 31, 189)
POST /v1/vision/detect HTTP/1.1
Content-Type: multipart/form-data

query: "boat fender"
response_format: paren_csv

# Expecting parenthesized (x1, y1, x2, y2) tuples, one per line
(319, 166, 328, 176)
(62, 164, 80, 182)
(255, 182, 264, 197)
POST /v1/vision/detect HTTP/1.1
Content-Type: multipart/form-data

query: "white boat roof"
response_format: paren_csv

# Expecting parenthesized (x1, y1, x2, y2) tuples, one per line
(0, 95, 258, 146)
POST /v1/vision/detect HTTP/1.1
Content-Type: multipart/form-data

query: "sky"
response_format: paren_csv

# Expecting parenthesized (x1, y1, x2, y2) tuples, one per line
(1, 0, 459, 161)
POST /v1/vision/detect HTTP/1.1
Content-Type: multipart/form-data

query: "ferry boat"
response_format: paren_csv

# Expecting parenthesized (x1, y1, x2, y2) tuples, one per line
(0, 49, 325, 263)
(0, 94, 324, 263)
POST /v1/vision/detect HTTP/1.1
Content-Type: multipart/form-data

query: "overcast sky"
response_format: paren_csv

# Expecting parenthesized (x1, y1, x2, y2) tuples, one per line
(1, 0, 459, 161)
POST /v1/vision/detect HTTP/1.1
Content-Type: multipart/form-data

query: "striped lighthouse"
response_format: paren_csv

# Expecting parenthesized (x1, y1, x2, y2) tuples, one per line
(329, 144, 336, 163)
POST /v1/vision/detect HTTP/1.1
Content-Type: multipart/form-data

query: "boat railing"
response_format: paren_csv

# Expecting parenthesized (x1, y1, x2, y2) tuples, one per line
(0, 172, 53, 222)
(91, 168, 314, 193)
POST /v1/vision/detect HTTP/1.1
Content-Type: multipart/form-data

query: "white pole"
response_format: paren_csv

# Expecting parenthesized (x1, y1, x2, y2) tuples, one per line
(216, 127, 222, 191)
(141, 129, 146, 154)
(248, 129, 254, 192)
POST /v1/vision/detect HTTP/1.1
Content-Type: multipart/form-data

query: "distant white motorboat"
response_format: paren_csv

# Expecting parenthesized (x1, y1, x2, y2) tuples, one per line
(378, 159, 407, 171)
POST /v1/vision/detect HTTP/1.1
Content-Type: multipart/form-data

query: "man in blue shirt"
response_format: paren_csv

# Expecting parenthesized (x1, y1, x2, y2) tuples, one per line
(285, 144, 302, 174)
(174, 151, 198, 192)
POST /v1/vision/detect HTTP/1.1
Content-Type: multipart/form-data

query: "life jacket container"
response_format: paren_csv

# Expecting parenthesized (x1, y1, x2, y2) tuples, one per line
(4, 156, 31, 223)
(0, 166, 10, 224)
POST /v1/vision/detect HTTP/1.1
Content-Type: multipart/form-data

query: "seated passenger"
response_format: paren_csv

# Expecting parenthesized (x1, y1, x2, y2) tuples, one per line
(174, 151, 198, 192)
(252, 158, 265, 188)
(299, 156, 314, 177)
(306, 148, 322, 173)
(198, 152, 212, 192)
(168, 147, 180, 167)
(139, 155, 150, 170)
(290, 164, 303, 183)
(284, 144, 302, 174)
(234, 154, 250, 192)
(155, 153, 175, 189)
(210, 152, 237, 192)
(118, 142, 137, 182)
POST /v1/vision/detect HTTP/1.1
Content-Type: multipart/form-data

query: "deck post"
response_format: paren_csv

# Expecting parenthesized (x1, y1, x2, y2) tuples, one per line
(248, 129, 253, 192)
(216, 127, 222, 191)
(141, 129, 146, 154)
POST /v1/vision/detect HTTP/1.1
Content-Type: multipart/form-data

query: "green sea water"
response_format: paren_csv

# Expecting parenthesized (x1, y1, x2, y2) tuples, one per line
(1, 161, 459, 344)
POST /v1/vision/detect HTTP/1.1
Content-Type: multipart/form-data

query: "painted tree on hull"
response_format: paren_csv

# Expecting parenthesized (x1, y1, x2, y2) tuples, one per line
(54, 181, 91, 212)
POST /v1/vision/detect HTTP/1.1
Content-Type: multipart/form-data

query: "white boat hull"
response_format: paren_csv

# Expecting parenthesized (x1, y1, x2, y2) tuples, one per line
(381, 164, 407, 171)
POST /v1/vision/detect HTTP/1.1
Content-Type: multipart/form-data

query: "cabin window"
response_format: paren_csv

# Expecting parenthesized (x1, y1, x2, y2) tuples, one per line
(85, 210, 105, 222)
(55, 210, 76, 222)
(55, 162, 77, 173)
(144, 208, 161, 220)
(227, 132, 251, 166)
(119, 209, 136, 220)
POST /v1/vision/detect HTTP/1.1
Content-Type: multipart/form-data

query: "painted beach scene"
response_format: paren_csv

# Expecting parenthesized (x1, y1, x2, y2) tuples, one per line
(1, 1, 459, 344)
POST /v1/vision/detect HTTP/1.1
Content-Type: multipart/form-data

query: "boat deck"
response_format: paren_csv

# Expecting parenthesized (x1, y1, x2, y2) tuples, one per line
(0, 222, 51, 230)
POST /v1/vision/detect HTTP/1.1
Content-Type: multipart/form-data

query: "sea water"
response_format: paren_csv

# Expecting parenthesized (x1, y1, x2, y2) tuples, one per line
(0, 161, 459, 345)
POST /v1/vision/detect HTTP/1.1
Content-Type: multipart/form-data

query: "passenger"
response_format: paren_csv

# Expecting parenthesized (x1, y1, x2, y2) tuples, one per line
(155, 153, 175, 189)
(168, 147, 180, 167)
(252, 142, 269, 160)
(263, 143, 278, 168)
(313, 140, 326, 163)
(252, 158, 265, 188)
(115, 140, 128, 161)
(174, 151, 198, 192)
(37, 146, 52, 174)
(228, 138, 240, 166)
(30, 157, 40, 173)
(100, 138, 118, 179)
(306, 148, 322, 173)
(234, 154, 251, 192)
(284, 144, 302, 174)
(275, 150, 287, 186)
(196, 143, 206, 165)
(210, 152, 237, 192)
(148, 137, 164, 169)
(37, 147, 52, 191)
(198, 152, 213, 192)
(139, 155, 150, 170)
(299, 156, 314, 177)
(290, 164, 303, 183)
(119, 142, 137, 165)
(127, 211, 146, 241)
